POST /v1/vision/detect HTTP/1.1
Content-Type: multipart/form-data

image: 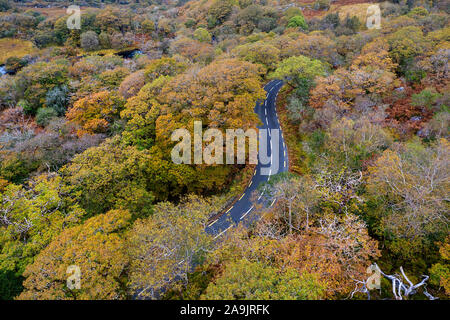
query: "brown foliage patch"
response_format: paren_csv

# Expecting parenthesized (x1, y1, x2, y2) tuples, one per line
(384, 84, 433, 136)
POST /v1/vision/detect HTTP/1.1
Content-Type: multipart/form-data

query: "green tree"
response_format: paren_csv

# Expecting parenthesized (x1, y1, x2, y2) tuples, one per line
(202, 259, 326, 300)
(45, 85, 70, 116)
(66, 91, 125, 135)
(15, 61, 69, 115)
(430, 237, 450, 297)
(60, 138, 155, 216)
(387, 26, 430, 73)
(80, 31, 99, 51)
(4, 57, 27, 74)
(322, 117, 393, 169)
(118, 70, 146, 99)
(270, 55, 326, 87)
(35, 107, 58, 127)
(232, 41, 280, 71)
(120, 76, 167, 149)
(207, 0, 234, 27)
(367, 138, 449, 266)
(98, 31, 111, 49)
(54, 17, 70, 45)
(0, 175, 85, 278)
(0, 0, 11, 12)
(18, 209, 131, 300)
(287, 14, 308, 30)
(128, 195, 215, 299)
(193, 27, 212, 43)
(0, 269, 23, 300)
(141, 19, 155, 34)
(411, 88, 443, 111)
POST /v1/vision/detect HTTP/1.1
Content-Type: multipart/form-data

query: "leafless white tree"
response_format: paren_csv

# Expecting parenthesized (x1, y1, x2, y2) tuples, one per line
(351, 264, 438, 300)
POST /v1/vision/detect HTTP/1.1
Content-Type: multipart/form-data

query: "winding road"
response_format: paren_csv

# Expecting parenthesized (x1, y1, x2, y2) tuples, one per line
(206, 79, 288, 237)
(135, 80, 288, 298)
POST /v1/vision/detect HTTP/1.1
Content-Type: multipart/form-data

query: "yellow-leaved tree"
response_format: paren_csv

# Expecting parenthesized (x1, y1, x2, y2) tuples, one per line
(18, 209, 131, 300)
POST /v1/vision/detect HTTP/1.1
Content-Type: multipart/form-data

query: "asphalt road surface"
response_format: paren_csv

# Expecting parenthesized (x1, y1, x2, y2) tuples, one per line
(206, 79, 288, 238)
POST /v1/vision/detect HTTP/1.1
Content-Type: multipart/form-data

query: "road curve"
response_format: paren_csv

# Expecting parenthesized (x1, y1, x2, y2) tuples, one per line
(206, 80, 288, 237)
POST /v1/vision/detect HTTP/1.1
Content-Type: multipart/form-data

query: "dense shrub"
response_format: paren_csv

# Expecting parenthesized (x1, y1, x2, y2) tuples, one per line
(193, 27, 212, 43)
(80, 31, 99, 51)
(36, 108, 58, 127)
(45, 85, 70, 116)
